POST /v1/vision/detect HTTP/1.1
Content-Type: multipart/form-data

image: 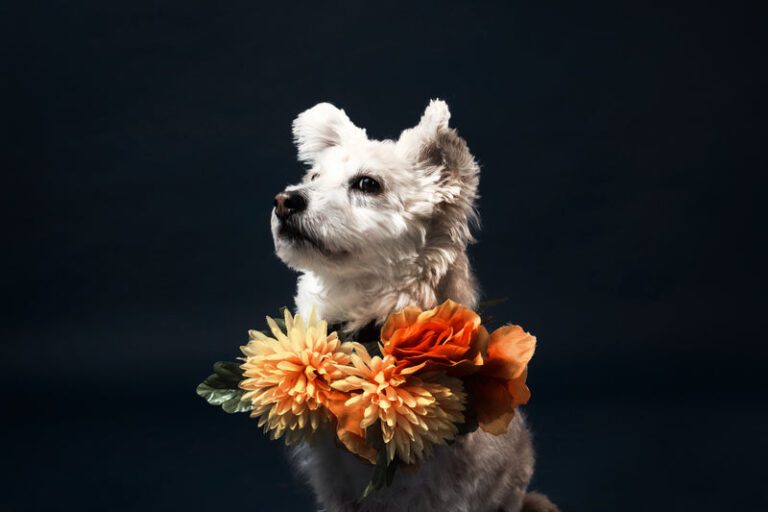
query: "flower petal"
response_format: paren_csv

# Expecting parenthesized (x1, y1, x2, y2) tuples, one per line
(465, 375, 515, 435)
(482, 325, 536, 380)
(326, 392, 378, 464)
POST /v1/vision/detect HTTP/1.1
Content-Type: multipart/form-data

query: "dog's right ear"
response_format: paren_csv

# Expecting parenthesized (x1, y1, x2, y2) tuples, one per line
(292, 103, 367, 164)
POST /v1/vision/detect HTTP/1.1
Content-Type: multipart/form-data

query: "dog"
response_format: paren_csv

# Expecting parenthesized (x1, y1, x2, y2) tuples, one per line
(270, 100, 557, 512)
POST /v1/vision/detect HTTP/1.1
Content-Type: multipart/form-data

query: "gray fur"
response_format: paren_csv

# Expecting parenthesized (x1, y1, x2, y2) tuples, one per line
(291, 414, 533, 512)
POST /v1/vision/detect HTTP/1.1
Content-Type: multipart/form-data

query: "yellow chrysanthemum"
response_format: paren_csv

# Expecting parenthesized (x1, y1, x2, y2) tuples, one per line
(239, 308, 357, 445)
(332, 347, 465, 464)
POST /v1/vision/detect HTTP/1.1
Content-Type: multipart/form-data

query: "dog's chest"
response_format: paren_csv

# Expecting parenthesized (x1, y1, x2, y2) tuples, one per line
(295, 272, 404, 330)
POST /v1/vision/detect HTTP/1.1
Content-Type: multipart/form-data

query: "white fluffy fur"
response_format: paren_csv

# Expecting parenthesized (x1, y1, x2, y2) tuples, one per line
(270, 100, 556, 512)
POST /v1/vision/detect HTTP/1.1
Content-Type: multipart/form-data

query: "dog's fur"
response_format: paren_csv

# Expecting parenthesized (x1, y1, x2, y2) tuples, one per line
(271, 100, 557, 512)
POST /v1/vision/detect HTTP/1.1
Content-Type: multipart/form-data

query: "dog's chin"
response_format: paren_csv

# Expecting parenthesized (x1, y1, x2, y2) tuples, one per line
(272, 219, 348, 271)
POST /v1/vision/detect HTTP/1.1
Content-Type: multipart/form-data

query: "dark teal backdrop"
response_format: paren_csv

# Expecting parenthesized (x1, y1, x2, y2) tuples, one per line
(2, 1, 765, 510)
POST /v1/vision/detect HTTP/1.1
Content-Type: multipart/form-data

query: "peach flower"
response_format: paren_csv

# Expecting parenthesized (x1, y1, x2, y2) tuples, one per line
(239, 308, 359, 445)
(331, 346, 465, 464)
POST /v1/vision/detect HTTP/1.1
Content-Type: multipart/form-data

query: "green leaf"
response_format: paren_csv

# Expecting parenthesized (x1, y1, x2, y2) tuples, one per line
(477, 297, 508, 312)
(214, 361, 244, 382)
(363, 341, 382, 358)
(196, 361, 251, 414)
(272, 317, 287, 333)
(270, 307, 290, 332)
(385, 456, 398, 487)
(478, 297, 508, 325)
(455, 401, 479, 437)
(220, 393, 253, 414)
(360, 449, 389, 501)
(358, 422, 399, 501)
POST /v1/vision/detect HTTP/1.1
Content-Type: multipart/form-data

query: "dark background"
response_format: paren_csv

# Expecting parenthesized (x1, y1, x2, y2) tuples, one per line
(2, 1, 766, 510)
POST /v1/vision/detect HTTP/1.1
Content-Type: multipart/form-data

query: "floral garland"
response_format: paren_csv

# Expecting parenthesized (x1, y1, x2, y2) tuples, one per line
(197, 299, 536, 498)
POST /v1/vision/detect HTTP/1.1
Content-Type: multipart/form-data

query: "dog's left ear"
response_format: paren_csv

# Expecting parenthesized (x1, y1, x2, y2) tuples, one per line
(397, 99, 479, 204)
(292, 103, 368, 164)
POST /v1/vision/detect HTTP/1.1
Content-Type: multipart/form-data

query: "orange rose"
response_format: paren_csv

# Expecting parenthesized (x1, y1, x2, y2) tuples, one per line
(380, 300, 489, 376)
(466, 324, 536, 435)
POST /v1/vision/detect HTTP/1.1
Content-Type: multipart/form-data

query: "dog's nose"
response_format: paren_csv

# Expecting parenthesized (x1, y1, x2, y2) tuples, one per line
(274, 191, 307, 220)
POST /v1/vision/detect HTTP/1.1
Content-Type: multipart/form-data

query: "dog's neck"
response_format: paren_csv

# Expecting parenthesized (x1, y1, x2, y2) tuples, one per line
(294, 250, 478, 335)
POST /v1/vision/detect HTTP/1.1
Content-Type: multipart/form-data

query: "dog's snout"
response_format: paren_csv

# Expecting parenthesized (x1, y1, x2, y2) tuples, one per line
(274, 191, 307, 220)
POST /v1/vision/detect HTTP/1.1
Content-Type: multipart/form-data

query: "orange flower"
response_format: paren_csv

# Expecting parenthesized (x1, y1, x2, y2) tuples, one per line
(239, 308, 359, 445)
(466, 325, 536, 435)
(331, 347, 465, 465)
(381, 300, 488, 376)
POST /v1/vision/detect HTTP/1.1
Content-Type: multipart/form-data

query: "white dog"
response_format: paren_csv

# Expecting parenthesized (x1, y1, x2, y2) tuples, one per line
(271, 100, 557, 512)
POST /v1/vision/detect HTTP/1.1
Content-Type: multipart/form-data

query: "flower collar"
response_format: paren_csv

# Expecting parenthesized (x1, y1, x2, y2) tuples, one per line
(197, 299, 536, 499)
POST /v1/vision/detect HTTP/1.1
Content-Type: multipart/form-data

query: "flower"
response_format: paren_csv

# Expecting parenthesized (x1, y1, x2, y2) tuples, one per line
(325, 392, 378, 464)
(239, 308, 358, 445)
(465, 325, 536, 435)
(331, 346, 465, 464)
(380, 300, 489, 376)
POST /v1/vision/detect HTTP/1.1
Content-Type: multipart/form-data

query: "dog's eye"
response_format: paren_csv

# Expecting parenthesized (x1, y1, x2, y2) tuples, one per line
(353, 176, 381, 194)
(310, 173, 320, 181)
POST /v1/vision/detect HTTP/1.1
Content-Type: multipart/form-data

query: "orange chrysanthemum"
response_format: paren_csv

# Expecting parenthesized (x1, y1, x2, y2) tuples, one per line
(331, 346, 465, 465)
(239, 308, 358, 445)
(466, 325, 536, 435)
(380, 300, 488, 376)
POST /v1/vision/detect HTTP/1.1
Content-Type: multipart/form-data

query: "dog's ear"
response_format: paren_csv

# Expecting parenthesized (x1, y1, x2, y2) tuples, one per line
(292, 103, 367, 164)
(396, 99, 450, 160)
(397, 99, 479, 204)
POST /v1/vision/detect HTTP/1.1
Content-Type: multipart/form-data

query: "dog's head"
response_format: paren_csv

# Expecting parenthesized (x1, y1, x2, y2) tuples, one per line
(272, 100, 479, 278)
